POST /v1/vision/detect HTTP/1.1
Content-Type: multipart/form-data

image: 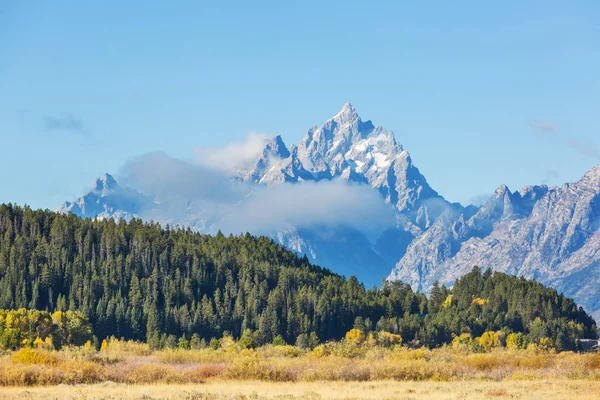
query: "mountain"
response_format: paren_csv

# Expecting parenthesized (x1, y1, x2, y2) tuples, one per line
(244, 103, 451, 229)
(228, 103, 453, 285)
(296, 103, 442, 216)
(58, 104, 447, 287)
(235, 135, 314, 184)
(390, 166, 600, 318)
(58, 173, 152, 221)
(275, 225, 392, 284)
(57, 103, 600, 318)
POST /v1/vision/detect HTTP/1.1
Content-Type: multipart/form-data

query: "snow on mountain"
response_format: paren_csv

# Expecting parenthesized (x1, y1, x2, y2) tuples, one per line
(243, 103, 452, 229)
(226, 103, 453, 283)
(58, 173, 152, 220)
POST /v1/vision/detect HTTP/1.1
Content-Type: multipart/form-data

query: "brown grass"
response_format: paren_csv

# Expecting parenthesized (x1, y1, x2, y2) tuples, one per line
(1, 380, 600, 399)
(1, 343, 600, 388)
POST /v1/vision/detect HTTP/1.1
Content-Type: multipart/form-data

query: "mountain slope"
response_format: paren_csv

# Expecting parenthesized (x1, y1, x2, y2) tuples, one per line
(390, 165, 600, 318)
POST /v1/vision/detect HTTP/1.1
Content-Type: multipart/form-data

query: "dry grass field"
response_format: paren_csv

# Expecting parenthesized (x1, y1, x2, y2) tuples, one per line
(1, 380, 600, 400)
(2, 340, 600, 399)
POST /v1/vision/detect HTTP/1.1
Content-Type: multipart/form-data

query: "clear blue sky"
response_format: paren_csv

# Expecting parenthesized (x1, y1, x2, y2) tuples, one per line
(1, 1, 599, 209)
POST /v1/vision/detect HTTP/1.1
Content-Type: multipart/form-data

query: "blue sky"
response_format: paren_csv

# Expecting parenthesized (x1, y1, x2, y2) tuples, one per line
(1, 1, 599, 209)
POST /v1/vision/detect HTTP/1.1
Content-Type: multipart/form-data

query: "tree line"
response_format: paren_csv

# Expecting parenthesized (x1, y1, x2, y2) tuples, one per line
(0, 204, 596, 351)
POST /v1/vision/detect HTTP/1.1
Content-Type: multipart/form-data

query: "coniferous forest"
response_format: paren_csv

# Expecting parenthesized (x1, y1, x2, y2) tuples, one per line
(0, 204, 596, 351)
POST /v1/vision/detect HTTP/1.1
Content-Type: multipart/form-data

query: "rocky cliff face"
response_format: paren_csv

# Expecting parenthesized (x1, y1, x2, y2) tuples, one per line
(390, 166, 600, 318)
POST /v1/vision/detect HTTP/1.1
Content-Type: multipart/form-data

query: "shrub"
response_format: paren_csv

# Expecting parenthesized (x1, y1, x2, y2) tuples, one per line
(177, 336, 189, 349)
(539, 337, 555, 350)
(225, 358, 295, 381)
(310, 344, 330, 358)
(463, 353, 504, 371)
(296, 333, 309, 350)
(308, 332, 320, 349)
(220, 335, 236, 352)
(11, 348, 58, 365)
(452, 333, 473, 351)
(238, 329, 256, 349)
(506, 333, 527, 350)
(98, 337, 151, 358)
(190, 333, 203, 350)
(377, 331, 402, 347)
(272, 335, 286, 346)
(345, 329, 366, 345)
(162, 335, 177, 349)
(260, 344, 302, 358)
(476, 331, 500, 352)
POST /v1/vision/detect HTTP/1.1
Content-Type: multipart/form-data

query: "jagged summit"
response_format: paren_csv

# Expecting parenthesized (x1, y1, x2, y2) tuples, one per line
(57, 174, 151, 220)
(93, 173, 119, 193)
(580, 164, 600, 186)
(340, 101, 355, 112)
(329, 102, 360, 125)
(236, 135, 305, 184)
(230, 103, 447, 220)
(493, 184, 510, 196)
(297, 103, 388, 171)
(263, 135, 290, 159)
(297, 104, 446, 219)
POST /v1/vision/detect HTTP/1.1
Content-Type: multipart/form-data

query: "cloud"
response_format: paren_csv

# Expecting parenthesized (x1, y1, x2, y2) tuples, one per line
(194, 133, 271, 174)
(219, 179, 395, 235)
(469, 193, 492, 206)
(119, 152, 394, 236)
(120, 152, 245, 203)
(541, 170, 559, 185)
(565, 137, 600, 161)
(529, 120, 600, 161)
(44, 113, 85, 134)
(530, 120, 558, 134)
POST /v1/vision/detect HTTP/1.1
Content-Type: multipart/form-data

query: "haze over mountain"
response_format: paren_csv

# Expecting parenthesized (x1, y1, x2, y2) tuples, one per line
(58, 104, 600, 319)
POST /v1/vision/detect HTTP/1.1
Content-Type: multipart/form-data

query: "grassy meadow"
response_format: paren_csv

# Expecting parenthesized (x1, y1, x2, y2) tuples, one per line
(2, 381, 600, 400)
(2, 338, 600, 399)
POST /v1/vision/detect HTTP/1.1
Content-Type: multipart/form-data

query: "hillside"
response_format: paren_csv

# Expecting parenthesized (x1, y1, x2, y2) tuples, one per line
(0, 204, 596, 351)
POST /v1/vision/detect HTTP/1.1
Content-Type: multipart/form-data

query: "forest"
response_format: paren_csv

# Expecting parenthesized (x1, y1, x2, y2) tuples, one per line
(0, 204, 596, 351)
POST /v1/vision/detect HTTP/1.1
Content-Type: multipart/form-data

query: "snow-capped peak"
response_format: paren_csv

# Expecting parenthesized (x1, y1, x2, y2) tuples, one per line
(492, 184, 511, 198)
(280, 103, 448, 217)
(93, 173, 119, 193)
(331, 102, 359, 123)
(58, 173, 152, 220)
(229, 103, 448, 219)
(298, 103, 388, 171)
(236, 135, 311, 184)
(263, 135, 290, 159)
